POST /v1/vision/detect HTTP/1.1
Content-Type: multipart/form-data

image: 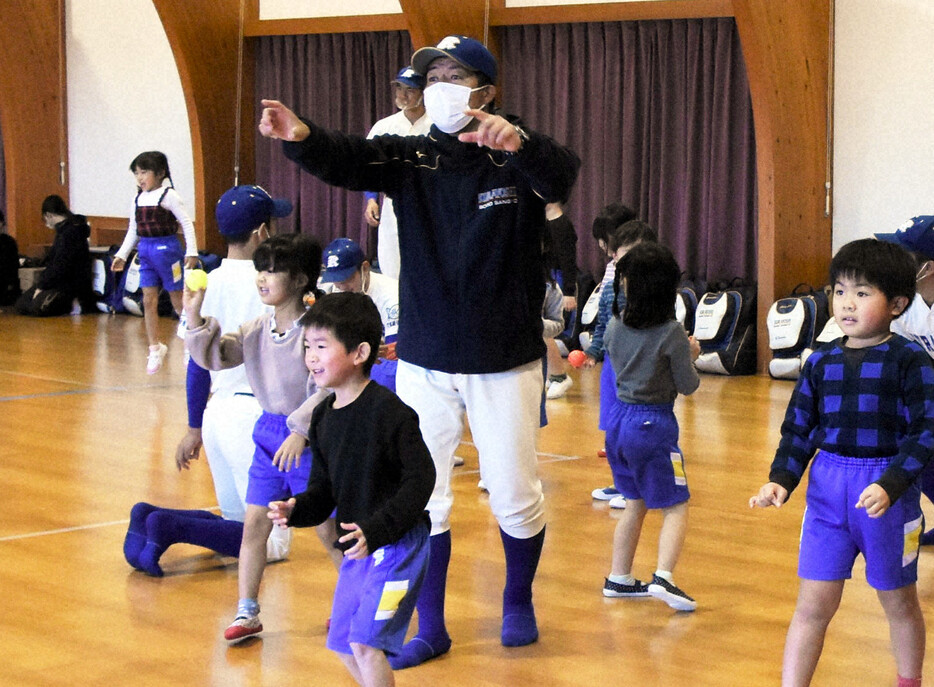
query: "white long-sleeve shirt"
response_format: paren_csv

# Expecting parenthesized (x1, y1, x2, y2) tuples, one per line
(116, 184, 198, 260)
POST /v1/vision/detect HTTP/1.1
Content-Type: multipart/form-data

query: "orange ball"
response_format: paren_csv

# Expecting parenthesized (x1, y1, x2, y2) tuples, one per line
(568, 350, 587, 368)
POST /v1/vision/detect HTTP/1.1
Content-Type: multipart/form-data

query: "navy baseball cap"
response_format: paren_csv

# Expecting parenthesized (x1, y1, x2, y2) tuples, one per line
(393, 66, 425, 90)
(216, 185, 292, 238)
(412, 35, 497, 83)
(321, 238, 365, 283)
(875, 216, 934, 259)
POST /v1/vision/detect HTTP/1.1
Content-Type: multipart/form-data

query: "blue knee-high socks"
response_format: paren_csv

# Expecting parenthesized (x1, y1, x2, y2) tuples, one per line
(500, 526, 545, 647)
(387, 530, 452, 670)
(123, 502, 220, 569)
(137, 510, 244, 577)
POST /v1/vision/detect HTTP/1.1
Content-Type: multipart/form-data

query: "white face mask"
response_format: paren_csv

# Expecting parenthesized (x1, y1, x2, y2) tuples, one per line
(424, 82, 484, 134)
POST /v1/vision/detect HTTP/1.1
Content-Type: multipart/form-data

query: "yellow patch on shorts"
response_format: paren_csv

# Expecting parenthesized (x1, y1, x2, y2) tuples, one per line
(903, 516, 923, 567)
(375, 580, 409, 621)
(670, 452, 686, 486)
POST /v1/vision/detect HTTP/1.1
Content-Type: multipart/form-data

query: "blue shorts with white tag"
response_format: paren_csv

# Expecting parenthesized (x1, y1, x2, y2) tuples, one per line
(605, 400, 689, 509)
(327, 520, 429, 655)
(798, 451, 922, 591)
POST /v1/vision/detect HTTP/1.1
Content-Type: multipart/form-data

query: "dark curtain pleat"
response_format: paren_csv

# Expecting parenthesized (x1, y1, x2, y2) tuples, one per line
(499, 19, 757, 283)
(253, 31, 413, 257)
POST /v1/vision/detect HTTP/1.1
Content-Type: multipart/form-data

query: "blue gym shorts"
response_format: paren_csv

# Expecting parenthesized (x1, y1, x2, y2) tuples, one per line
(798, 451, 923, 591)
(327, 519, 430, 656)
(605, 400, 690, 509)
(598, 357, 616, 431)
(245, 411, 312, 506)
(137, 235, 184, 290)
(369, 358, 397, 393)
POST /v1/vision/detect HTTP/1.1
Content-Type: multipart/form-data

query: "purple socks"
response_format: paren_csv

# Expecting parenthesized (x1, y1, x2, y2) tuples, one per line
(388, 531, 452, 669)
(500, 526, 545, 647)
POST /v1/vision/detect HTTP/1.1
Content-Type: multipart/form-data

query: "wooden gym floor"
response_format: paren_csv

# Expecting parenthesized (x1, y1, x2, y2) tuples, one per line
(2, 308, 934, 686)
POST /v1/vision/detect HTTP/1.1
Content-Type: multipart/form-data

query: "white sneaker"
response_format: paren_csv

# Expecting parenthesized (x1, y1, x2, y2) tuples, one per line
(609, 495, 627, 509)
(579, 332, 592, 350)
(546, 376, 573, 399)
(146, 343, 168, 375)
(478, 479, 487, 491)
(591, 486, 619, 501)
(453, 455, 465, 467)
(266, 526, 293, 562)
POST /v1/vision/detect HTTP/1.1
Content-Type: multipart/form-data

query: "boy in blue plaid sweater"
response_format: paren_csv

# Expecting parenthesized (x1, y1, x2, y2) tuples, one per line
(750, 238, 934, 687)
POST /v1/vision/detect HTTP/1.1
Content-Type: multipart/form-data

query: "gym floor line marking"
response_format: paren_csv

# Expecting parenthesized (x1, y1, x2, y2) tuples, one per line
(455, 444, 582, 476)
(0, 381, 183, 402)
(0, 507, 221, 542)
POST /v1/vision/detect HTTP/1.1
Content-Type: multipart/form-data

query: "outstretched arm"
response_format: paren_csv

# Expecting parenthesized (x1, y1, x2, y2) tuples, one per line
(458, 109, 523, 151)
(258, 99, 311, 142)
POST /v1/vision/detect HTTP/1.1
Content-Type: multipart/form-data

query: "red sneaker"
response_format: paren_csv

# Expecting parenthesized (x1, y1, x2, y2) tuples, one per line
(224, 615, 262, 642)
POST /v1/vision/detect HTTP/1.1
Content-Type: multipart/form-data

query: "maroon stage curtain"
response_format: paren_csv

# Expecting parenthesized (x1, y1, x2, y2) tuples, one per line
(499, 19, 757, 283)
(254, 20, 757, 283)
(253, 31, 414, 259)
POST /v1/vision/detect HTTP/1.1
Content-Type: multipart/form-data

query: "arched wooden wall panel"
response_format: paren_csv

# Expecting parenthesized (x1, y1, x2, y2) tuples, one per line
(0, 1, 67, 255)
(153, 0, 256, 255)
(732, 0, 832, 369)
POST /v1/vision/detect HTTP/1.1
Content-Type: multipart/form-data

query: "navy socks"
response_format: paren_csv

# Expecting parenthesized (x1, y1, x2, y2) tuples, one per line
(500, 526, 545, 647)
(124, 502, 240, 576)
(137, 510, 243, 577)
(388, 531, 452, 670)
(124, 502, 158, 569)
(123, 502, 219, 569)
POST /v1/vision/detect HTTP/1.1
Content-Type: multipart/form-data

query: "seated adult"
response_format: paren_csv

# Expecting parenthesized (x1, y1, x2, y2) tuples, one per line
(0, 210, 20, 306)
(15, 195, 93, 316)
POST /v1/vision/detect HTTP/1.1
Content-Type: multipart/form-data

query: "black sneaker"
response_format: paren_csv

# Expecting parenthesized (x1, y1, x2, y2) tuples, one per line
(602, 577, 650, 598)
(647, 574, 696, 611)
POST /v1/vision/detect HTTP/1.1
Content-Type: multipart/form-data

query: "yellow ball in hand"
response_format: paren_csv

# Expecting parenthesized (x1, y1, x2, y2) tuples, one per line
(185, 268, 208, 291)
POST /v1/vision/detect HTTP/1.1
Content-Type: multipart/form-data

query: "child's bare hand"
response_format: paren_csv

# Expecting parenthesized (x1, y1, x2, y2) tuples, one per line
(183, 256, 200, 270)
(175, 427, 203, 471)
(338, 522, 370, 560)
(688, 335, 701, 361)
(111, 257, 126, 272)
(378, 342, 397, 361)
(749, 482, 788, 509)
(273, 432, 307, 472)
(855, 483, 891, 518)
(268, 498, 296, 528)
(581, 354, 597, 369)
(182, 285, 205, 328)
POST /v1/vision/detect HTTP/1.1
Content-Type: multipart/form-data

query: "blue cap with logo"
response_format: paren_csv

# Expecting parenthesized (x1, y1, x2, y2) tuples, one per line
(412, 35, 497, 83)
(393, 66, 425, 90)
(875, 216, 934, 259)
(215, 185, 292, 238)
(321, 238, 365, 283)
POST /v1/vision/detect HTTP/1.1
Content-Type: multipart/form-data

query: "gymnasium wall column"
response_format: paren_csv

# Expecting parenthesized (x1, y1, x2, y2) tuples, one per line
(0, 1, 67, 255)
(153, 0, 256, 255)
(733, 0, 833, 371)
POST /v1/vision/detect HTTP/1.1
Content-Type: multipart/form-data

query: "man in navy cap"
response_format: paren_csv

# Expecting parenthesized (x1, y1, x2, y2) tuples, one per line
(363, 67, 431, 280)
(876, 216, 934, 545)
(259, 35, 580, 666)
